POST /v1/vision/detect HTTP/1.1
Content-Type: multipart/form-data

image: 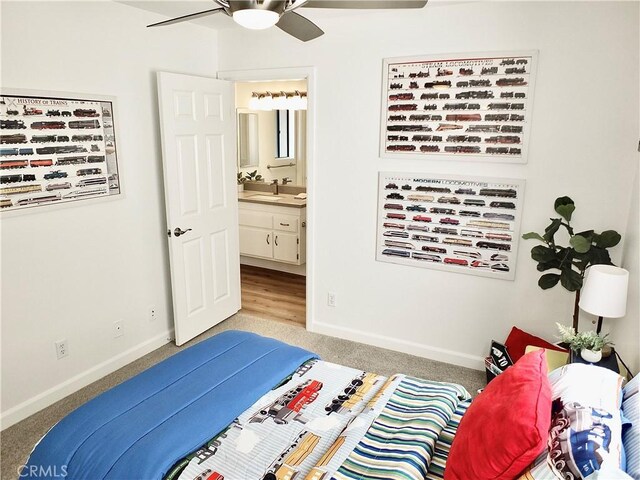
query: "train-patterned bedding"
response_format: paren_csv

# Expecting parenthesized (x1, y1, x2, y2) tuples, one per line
(166, 359, 471, 480)
(24, 331, 472, 480)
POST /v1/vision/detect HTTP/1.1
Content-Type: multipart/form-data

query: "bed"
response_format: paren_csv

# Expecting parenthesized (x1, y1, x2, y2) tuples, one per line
(22, 330, 638, 480)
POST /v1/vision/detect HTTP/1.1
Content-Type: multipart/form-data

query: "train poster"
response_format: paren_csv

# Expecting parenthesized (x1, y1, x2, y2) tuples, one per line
(0, 90, 121, 213)
(376, 172, 525, 280)
(380, 51, 538, 164)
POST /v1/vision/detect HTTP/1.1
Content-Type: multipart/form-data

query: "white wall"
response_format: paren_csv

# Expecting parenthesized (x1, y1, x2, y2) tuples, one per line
(218, 2, 640, 370)
(0, 1, 218, 427)
(617, 165, 639, 372)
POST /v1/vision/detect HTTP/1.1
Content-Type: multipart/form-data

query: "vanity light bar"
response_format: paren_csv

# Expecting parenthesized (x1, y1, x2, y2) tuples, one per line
(249, 91, 307, 111)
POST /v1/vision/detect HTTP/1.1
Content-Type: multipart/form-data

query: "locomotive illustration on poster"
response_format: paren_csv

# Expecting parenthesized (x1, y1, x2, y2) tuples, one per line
(376, 172, 525, 280)
(380, 51, 538, 164)
(0, 91, 121, 213)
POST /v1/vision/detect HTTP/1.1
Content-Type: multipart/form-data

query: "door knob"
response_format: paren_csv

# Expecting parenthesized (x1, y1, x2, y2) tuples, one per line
(174, 227, 192, 237)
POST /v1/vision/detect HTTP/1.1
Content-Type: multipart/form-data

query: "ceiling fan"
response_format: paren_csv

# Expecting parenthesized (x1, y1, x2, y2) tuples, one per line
(147, 0, 428, 42)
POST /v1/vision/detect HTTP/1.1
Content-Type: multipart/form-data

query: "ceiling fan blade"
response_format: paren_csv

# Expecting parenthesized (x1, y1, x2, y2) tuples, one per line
(147, 7, 226, 28)
(302, 0, 427, 8)
(277, 11, 324, 42)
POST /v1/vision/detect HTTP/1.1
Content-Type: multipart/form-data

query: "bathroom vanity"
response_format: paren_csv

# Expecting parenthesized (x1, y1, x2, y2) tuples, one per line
(238, 191, 306, 266)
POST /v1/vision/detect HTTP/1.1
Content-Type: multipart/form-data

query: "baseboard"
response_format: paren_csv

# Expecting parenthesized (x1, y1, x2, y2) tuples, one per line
(240, 256, 307, 276)
(0, 330, 173, 431)
(309, 321, 485, 371)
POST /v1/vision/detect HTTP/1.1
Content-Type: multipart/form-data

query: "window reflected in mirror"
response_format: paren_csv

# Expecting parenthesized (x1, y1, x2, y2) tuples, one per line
(275, 110, 295, 159)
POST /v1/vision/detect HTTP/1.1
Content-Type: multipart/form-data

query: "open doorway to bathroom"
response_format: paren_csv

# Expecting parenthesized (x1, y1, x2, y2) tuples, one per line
(231, 75, 310, 328)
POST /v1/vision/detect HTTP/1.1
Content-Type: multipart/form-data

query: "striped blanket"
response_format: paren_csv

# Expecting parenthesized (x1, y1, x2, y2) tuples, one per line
(168, 361, 471, 480)
(330, 377, 470, 480)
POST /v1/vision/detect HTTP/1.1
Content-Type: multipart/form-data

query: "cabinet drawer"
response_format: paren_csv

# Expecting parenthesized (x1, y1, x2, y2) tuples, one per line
(273, 214, 298, 233)
(239, 210, 273, 229)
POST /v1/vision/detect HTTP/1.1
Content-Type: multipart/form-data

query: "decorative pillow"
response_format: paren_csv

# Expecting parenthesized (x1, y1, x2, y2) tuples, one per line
(519, 453, 634, 480)
(622, 375, 639, 478)
(444, 350, 551, 480)
(504, 326, 568, 363)
(546, 399, 625, 479)
(520, 364, 627, 480)
(518, 451, 634, 480)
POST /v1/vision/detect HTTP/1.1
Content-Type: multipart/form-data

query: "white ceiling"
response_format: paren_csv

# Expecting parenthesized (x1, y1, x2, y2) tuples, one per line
(116, 0, 462, 32)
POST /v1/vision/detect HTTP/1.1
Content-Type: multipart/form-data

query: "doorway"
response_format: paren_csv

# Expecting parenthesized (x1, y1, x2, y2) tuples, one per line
(219, 67, 316, 330)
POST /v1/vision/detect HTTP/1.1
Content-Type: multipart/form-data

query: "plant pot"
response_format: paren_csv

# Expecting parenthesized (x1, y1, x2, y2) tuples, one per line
(237, 184, 244, 193)
(580, 348, 602, 363)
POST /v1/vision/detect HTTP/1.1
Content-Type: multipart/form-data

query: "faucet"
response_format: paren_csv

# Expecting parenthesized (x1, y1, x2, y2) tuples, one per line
(271, 179, 279, 195)
(282, 177, 292, 185)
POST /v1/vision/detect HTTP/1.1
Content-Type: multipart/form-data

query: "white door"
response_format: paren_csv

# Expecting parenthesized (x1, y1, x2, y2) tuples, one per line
(157, 72, 240, 346)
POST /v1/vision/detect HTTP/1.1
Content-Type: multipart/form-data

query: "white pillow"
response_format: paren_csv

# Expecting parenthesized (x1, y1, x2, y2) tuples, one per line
(544, 363, 626, 478)
(588, 465, 634, 479)
(548, 363, 624, 412)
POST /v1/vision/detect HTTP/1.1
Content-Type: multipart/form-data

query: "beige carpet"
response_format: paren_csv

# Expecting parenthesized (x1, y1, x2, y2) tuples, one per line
(1, 313, 484, 479)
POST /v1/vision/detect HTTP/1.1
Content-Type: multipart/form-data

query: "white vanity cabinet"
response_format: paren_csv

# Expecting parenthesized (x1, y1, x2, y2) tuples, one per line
(238, 202, 306, 265)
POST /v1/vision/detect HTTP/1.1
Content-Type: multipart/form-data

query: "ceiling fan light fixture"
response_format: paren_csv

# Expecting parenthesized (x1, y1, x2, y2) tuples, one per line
(232, 9, 280, 30)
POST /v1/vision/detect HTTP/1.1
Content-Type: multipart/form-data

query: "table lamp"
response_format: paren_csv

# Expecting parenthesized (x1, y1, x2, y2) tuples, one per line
(579, 265, 629, 334)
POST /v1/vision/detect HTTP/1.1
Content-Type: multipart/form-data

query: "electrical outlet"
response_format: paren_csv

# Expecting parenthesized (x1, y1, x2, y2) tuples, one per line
(113, 320, 124, 338)
(148, 305, 157, 322)
(327, 292, 337, 307)
(55, 339, 68, 359)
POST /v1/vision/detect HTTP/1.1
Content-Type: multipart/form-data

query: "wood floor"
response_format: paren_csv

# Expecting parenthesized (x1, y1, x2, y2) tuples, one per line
(240, 265, 306, 327)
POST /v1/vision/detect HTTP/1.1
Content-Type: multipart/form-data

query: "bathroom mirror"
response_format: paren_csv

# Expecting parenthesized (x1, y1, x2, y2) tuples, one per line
(237, 109, 259, 168)
(235, 108, 307, 187)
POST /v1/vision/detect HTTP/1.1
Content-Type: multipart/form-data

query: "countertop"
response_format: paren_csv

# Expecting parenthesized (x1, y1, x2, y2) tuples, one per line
(238, 191, 307, 208)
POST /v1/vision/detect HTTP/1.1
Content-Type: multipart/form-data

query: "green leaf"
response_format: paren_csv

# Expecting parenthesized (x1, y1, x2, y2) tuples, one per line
(570, 234, 592, 254)
(555, 204, 575, 222)
(522, 232, 545, 241)
(596, 230, 621, 248)
(556, 246, 575, 268)
(588, 246, 614, 266)
(560, 267, 583, 291)
(543, 218, 562, 242)
(572, 255, 590, 273)
(537, 259, 561, 271)
(554, 196, 575, 221)
(538, 273, 560, 289)
(531, 245, 557, 263)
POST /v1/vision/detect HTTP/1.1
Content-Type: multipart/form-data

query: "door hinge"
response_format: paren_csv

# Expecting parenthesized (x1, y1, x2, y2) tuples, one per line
(297, 238, 299, 245)
(297, 254, 299, 260)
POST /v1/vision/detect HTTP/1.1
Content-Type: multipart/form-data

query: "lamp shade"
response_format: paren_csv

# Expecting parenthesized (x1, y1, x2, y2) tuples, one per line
(579, 265, 629, 318)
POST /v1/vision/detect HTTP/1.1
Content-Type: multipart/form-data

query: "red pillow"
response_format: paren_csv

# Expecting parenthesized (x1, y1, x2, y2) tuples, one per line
(504, 326, 567, 363)
(444, 350, 551, 480)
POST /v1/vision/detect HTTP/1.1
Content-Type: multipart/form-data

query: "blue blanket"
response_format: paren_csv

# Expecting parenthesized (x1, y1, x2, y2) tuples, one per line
(25, 330, 317, 479)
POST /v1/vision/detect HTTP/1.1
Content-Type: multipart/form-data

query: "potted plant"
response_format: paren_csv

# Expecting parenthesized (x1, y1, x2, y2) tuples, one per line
(244, 170, 263, 183)
(556, 323, 613, 363)
(237, 172, 246, 192)
(522, 196, 621, 330)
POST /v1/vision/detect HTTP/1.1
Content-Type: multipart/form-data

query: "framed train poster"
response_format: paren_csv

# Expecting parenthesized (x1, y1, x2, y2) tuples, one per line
(376, 172, 525, 280)
(380, 50, 538, 163)
(0, 89, 121, 213)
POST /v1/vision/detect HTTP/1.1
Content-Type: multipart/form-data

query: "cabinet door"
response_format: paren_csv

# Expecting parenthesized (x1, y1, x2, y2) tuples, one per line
(239, 226, 273, 259)
(273, 232, 299, 263)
